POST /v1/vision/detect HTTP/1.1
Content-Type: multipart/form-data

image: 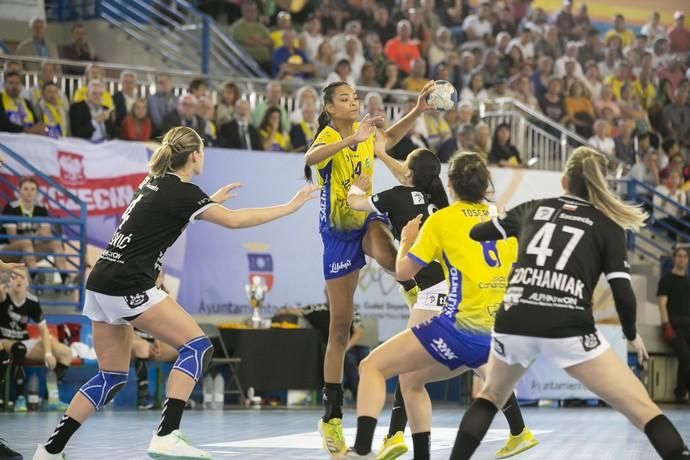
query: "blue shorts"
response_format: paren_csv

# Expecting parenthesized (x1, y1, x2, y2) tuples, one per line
(321, 213, 389, 280)
(412, 315, 491, 370)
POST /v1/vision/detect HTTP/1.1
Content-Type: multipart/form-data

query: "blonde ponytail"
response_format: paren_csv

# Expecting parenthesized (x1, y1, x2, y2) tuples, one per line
(149, 126, 202, 176)
(565, 146, 647, 232)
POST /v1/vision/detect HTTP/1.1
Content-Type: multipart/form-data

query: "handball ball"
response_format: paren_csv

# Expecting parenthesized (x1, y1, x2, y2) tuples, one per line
(426, 80, 458, 111)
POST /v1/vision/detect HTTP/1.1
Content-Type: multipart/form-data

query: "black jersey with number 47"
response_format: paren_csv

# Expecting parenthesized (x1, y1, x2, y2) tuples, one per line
(475, 195, 631, 338)
(86, 174, 215, 296)
(370, 185, 445, 290)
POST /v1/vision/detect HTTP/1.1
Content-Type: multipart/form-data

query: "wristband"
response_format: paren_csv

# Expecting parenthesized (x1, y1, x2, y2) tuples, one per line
(348, 185, 366, 196)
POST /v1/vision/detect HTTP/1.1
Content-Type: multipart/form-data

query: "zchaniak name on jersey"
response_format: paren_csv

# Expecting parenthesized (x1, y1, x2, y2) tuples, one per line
(509, 267, 584, 299)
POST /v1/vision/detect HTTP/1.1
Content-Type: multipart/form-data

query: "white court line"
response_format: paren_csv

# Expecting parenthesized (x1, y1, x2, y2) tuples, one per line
(203, 427, 552, 451)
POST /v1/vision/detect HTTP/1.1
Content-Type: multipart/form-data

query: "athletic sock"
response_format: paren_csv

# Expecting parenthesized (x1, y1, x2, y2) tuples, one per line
(322, 382, 343, 421)
(412, 431, 431, 460)
(135, 358, 150, 400)
(44, 414, 81, 454)
(644, 414, 690, 460)
(354, 416, 377, 455)
(388, 382, 408, 437)
(449, 397, 498, 460)
(501, 393, 525, 436)
(157, 398, 186, 436)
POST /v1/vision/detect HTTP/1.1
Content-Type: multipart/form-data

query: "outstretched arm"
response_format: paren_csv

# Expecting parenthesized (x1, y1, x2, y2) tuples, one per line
(396, 214, 424, 281)
(305, 114, 383, 166)
(347, 175, 376, 212)
(385, 81, 435, 149)
(374, 129, 409, 184)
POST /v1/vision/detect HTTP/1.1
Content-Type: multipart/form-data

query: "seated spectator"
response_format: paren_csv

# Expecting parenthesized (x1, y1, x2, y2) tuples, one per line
(335, 35, 365, 82)
(380, 62, 402, 92)
(331, 20, 363, 55)
(69, 80, 116, 142)
(633, 68, 657, 111)
(314, 40, 336, 80)
(668, 10, 690, 54)
(72, 64, 113, 109)
(510, 75, 540, 112)
(554, 42, 584, 79)
(187, 78, 208, 99)
(197, 96, 217, 145)
(161, 93, 206, 138)
(372, 5, 397, 44)
(637, 131, 663, 167)
(301, 14, 324, 61)
(0, 71, 44, 135)
(478, 49, 503, 89)
(219, 99, 261, 150)
(358, 61, 378, 88)
(147, 73, 177, 137)
(604, 14, 635, 48)
(462, 0, 493, 46)
(215, 80, 240, 127)
(428, 26, 454, 69)
(270, 11, 295, 49)
(456, 100, 476, 126)
(326, 59, 357, 87)
(663, 88, 690, 149)
(272, 29, 315, 80)
(289, 100, 318, 152)
(523, 7, 548, 37)
(460, 72, 489, 106)
(641, 12, 666, 46)
(508, 27, 535, 62)
(259, 106, 291, 152)
(572, 4, 592, 40)
(421, 110, 451, 151)
(252, 81, 289, 132)
(499, 46, 525, 80)
(489, 123, 522, 167)
(38, 82, 69, 138)
(27, 61, 68, 110)
(113, 70, 138, 127)
(588, 119, 616, 160)
(384, 20, 421, 75)
(539, 77, 566, 123)
(366, 35, 390, 82)
(59, 23, 97, 76)
(653, 170, 686, 240)
(438, 123, 476, 163)
(474, 121, 491, 161)
(594, 84, 621, 118)
(552, 0, 575, 41)
(230, 1, 273, 74)
(289, 86, 319, 124)
(488, 78, 510, 99)
(660, 139, 684, 180)
(656, 55, 685, 91)
(536, 25, 564, 61)
(401, 59, 429, 93)
(627, 152, 661, 200)
(531, 56, 554, 98)
(119, 98, 151, 141)
(564, 80, 595, 138)
(0, 268, 72, 411)
(1, 178, 71, 282)
(583, 62, 603, 101)
(14, 17, 59, 71)
(615, 118, 637, 166)
(363, 92, 388, 128)
(604, 61, 632, 100)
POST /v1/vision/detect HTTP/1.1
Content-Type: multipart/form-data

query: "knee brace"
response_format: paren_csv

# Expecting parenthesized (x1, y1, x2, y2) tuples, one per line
(10, 342, 27, 364)
(79, 369, 128, 410)
(173, 336, 213, 383)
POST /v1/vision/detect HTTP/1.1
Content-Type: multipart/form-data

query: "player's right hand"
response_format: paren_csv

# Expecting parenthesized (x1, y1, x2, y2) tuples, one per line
(354, 114, 384, 143)
(288, 184, 321, 211)
(0, 262, 26, 281)
(211, 183, 242, 203)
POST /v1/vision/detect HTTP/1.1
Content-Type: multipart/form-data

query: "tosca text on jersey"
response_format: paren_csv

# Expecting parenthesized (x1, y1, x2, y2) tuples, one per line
(510, 267, 585, 299)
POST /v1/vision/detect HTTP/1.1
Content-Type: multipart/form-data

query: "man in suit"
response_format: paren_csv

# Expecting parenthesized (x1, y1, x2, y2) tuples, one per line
(14, 17, 60, 72)
(113, 70, 138, 127)
(218, 99, 261, 150)
(69, 80, 116, 141)
(161, 93, 207, 139)
(0, 70, 45, 134)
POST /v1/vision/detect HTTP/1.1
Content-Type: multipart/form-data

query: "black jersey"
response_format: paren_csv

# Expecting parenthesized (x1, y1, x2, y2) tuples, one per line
(0, 201, 50, 244)
(657, 273, 690, 319)
(86, 174, 215, 296)
(370, 185, 445, 290)
(472, 195, 631, 338)
(0, 293, 44, 340)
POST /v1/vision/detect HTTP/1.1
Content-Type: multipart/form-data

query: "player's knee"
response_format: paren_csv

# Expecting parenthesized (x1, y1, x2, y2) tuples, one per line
(79, 369, 128, 410)
(10, 342, 27, 364)
(399, 371, 423, 392)
(358, 355, 378, 377)
(328, 324, 350, 348)
(173, 336, 213, 383)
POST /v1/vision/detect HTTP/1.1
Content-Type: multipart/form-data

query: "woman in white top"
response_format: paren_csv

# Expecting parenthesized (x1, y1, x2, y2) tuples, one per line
(654, 169, 688, 240)
(459, 72, 489, 107)
(301, 15, 324, 61)
(428, 27, 454, 69)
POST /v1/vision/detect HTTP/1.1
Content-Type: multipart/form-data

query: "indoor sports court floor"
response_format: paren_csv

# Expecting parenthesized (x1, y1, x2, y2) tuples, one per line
(3, 405, 690, 459)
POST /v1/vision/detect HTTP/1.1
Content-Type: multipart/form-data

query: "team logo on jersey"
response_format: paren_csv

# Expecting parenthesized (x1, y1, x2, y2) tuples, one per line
(124, 292, 149, 308)
(246, 246, 274, 291)
(411, 191, 425, 205)
(533, 206, 555, 221)
(57, 150, 86, 185)
(580, 333, 601, 352)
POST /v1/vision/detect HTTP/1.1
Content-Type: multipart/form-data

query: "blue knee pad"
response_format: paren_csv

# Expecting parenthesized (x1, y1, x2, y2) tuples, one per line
(173, 336, 213, 382)
(79, 369, 128, 410)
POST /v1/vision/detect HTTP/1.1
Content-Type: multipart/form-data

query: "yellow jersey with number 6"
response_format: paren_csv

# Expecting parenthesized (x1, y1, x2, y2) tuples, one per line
(408, 201, 518, 334)
(312, 123, 375, 233)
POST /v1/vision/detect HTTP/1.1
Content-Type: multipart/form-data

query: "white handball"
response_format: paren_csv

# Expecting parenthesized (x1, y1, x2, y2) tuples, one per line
(425, 80, 458, 111)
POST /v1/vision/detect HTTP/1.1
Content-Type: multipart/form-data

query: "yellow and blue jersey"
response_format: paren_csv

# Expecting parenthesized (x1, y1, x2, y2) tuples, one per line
(408, 201, 517, 334)
(312, 123, 375, 234)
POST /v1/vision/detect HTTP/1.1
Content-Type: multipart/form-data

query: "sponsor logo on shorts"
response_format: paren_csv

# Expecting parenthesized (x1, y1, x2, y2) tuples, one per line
(430, 337, 459, 361)
(124, 292, 150, 309)
(329, 259, 353, 274)
(493, 337, 506, 357)
(580, 333, 601, 352)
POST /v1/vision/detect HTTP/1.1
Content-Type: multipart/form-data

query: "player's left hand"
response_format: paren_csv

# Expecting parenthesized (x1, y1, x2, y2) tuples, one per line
(630, 333, 650, 365)
(44, 352, 56, 370)
(373, 128, 388, 156)
(288, 183, 321, 211)
(414, 81, 436, 113)
(211, 183, 242, 203)
(401, 214, 423, 243)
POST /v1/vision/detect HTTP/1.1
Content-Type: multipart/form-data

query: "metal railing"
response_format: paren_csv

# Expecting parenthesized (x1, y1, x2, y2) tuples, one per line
(0, 143, 87, 311)
(46, 0, 265, 77)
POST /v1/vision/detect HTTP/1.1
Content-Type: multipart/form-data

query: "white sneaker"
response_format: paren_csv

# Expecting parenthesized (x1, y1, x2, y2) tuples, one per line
(33, 444, 66, 459)
(147, 430, 212, 459)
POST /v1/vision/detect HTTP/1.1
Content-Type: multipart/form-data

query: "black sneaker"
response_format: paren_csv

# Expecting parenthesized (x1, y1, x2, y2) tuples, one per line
(0, 438, 22, 459)
(138, 395, 155, 410)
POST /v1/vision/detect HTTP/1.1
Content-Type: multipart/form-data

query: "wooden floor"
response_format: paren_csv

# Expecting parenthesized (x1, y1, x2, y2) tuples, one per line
(1, 405, 689, 459)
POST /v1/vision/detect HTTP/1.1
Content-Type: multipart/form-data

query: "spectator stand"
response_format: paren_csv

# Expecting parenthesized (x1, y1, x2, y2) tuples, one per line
(0, 142, 86, 311)
(45, 0, 266, 77)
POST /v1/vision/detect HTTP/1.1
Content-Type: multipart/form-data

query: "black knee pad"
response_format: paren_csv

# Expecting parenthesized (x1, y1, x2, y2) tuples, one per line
(10, 342, 27, 364)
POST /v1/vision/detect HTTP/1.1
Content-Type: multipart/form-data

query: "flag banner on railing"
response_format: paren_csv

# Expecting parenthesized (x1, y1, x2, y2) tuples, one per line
(0, 134, 149, 217)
